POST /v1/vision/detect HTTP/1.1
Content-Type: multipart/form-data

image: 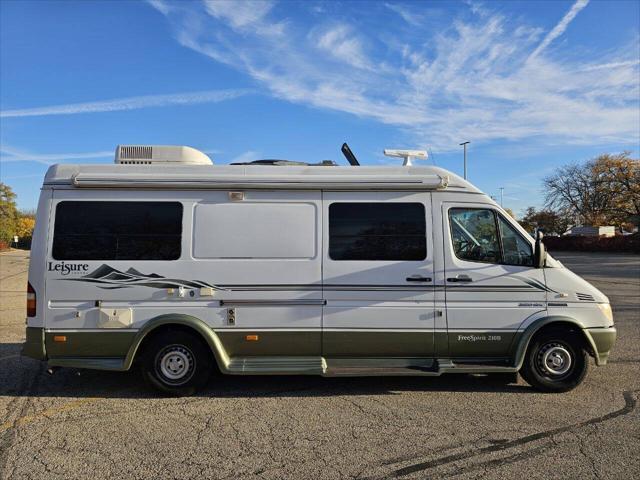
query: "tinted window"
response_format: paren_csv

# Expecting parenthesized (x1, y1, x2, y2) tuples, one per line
(329, 203, 426, 261)
(499, 216, 534, 266)
(52, 202, 182, 260)
(449, 208, 534, 266)
(449, 208, 501, 263)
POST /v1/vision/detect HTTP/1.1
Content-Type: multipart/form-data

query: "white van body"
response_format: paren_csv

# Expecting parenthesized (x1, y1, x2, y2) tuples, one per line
(22, 146, 616, 394)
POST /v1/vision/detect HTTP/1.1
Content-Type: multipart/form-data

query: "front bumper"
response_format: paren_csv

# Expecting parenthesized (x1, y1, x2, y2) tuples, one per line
(21, 327, 46, 361)
(585, 326, 617, 365)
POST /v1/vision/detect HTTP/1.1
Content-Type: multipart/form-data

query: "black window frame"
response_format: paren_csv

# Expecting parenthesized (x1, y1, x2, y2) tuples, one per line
(51, 201, 183, 261)
(448, 207, 534, 267)
(328, 202, 427, 261)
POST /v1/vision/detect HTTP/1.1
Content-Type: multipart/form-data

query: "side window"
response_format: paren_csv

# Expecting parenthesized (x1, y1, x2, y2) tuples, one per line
(52, 201, 182, 260)
(449, 208, 501, 263)
(329, 203, 426, 261)
(498, 216, 534, 266)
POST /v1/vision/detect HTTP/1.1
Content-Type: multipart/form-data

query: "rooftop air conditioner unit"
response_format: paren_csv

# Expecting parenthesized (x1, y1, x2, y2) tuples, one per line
(115, 145, 213, 165)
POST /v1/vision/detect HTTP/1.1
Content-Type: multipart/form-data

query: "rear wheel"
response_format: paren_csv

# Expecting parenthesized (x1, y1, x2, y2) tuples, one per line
(520, 329, 588, 393)
(141, 330, 213, 396)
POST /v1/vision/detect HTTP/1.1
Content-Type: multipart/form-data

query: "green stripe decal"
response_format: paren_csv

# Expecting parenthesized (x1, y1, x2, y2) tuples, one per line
(45, 331, 136, 358)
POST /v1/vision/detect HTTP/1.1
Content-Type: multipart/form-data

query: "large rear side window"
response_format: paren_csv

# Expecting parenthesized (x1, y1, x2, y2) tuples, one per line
(329, 202, 426, 261)
(52, 201, 182, 260)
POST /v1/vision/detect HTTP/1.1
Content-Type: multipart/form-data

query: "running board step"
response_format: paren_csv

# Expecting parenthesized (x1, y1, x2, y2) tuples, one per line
(325, 358, 439, 376)
(223, 357, 518, 376)
(327, 367, 441, 377)
(226, 356, 326, 375)
(326, 358, 517, 376)
(440, 359, 517, 374)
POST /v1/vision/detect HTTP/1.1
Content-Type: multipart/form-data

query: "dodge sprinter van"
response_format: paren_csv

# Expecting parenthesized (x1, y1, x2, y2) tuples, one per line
(22, 145, 616, 395)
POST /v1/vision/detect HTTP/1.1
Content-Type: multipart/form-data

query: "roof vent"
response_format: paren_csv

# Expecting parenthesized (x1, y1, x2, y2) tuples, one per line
(115, 145, 213, 165)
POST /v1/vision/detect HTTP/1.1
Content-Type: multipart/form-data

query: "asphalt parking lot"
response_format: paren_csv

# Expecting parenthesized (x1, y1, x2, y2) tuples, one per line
(0, 249, 638, 479)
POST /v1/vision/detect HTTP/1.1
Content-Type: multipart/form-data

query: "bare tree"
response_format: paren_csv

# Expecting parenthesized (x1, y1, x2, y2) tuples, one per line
(543, 164, 608, 226)
(543, 153, 640, 228)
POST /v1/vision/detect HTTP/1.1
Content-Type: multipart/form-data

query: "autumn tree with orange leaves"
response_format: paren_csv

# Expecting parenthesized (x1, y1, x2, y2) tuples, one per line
(543, 153, 640, 230)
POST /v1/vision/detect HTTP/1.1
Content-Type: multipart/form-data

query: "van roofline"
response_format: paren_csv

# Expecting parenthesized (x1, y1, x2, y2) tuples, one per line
(42, 164, 481, 192)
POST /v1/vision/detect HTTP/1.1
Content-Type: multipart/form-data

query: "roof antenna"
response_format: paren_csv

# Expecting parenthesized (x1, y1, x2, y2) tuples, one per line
(428, 147, 436, 165)
(383, 149, 427, 166)
(341, 143, 360, 166)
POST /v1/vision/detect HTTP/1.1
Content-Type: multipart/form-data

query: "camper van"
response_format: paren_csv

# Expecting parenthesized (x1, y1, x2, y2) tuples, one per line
(22, 145, 616, 395)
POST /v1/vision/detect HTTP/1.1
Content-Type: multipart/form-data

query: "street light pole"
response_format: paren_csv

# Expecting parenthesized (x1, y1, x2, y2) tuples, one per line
(499, 187, 504, 207)
(459, 141, 470, 180)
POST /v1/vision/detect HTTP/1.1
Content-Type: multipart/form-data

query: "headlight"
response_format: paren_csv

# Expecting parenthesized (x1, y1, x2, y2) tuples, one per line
(597, 303, 613, 323)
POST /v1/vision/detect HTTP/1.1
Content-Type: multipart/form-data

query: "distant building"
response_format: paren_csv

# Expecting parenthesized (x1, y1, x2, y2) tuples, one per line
(564, 226, 616, 237)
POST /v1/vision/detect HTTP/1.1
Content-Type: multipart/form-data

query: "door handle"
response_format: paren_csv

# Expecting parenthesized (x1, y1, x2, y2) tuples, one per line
(446, 275, 473, 283)
(406, 275, 432, 282)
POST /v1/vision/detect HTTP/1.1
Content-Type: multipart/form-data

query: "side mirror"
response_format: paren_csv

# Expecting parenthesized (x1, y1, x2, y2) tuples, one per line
(534, 230, 547, 268)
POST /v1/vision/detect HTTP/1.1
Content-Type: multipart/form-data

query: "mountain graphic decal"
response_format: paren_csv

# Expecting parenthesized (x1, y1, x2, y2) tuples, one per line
(67, 264, 221, 290)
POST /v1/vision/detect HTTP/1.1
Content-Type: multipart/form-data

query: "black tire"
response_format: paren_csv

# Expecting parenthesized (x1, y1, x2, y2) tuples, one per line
(140, 330, 213, 396)
(520, 329, 589, 393)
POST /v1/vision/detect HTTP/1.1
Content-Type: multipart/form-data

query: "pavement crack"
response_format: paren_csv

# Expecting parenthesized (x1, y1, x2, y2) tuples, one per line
(574, 430, 602, 480)
(343, 397, 368, 416)
(446, 442, 554, 478)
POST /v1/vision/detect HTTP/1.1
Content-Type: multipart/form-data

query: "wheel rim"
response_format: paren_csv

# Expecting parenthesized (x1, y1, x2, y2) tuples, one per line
(537, 342, 572, 377)
(155, 345, 196, 385)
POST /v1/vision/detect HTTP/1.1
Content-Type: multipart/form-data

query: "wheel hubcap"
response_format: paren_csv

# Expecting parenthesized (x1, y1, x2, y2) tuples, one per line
(156, 345, 195, 385)
(538, 343, 572, 376)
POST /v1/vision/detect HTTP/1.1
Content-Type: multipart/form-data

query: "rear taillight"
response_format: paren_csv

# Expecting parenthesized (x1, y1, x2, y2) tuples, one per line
(27, 282, 36, 317)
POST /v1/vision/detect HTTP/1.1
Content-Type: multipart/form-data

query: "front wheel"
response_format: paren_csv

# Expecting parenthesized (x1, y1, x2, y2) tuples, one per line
(520, 330, 589, 393)
(141, 330, 213, 396)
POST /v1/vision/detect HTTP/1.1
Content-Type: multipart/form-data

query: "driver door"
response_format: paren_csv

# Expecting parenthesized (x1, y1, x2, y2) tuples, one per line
(441, 202, 547, 359)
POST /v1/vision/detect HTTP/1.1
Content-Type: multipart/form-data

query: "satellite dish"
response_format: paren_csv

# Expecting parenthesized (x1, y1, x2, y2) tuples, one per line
(383, 149, 427, 166)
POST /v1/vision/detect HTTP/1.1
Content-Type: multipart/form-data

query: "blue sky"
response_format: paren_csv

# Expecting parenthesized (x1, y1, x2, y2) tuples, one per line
(1, 0, 639, 214)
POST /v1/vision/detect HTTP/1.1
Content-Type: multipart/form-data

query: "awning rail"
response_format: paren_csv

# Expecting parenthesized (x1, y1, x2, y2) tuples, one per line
(68, 173, 450, 190)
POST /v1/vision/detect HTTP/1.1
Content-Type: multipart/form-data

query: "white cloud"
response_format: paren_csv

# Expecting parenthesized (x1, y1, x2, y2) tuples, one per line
(204, 0, 273, 28)
(0, 89, 252, 118)
(581, 59, 640, 71)
(384, 3, 422, 26)
(314, 24, 373, 70)
(145, 0, 172, 16)
(203, 0, 284, 36)
(148, 0, 639, 151)
(528, 0, 589, 61)
(0, 145, 113, 165)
